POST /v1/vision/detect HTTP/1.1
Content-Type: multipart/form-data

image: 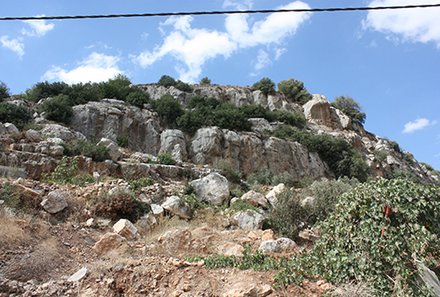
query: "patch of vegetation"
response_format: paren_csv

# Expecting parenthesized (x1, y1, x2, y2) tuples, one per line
(26, 81, 70, 102)
(403, 152, 415, 165)
(271, 125, 370, 181)
(182, 194, 206, 210)
(158, 75, 177, 88)
(0, 183, 21, 209)
(66, 82, 102, 105)
(45, 157, 96, 186)
(0, 81, 10, 100)
(215, 160, 241, 184)
(277, 79, 312, 105)
(157, 152, 176, 165)
(331, 96, 366, 125)
(252, 77, 275, 96)
(247, 169, 273, 186)
(126, 89, 150, 108)
(374, 149, 388, 162)
(229, 200, 260, 213)
(186, 246, 284, 271)
(0, 102, 32, 129)
(39, 94, 73, 124)
(275, 178, 440, 296)
(175, 80, 193, 92)
(100, 74, 132, 100)
(199, 77, 211, 85)
(128, 177, 153, 192)
(91, 188, 149, 222)
(152, 94, 184, 127)
(63, 140, 110, 162)
(116, 136, 129, 148)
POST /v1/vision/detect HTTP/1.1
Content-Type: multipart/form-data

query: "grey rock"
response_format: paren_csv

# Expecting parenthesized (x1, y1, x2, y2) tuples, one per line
(303, 95, 346, 130)
(40, 190, 69, 214)
(265, 183, 286, 207)
(190, 127, 224, 164)
(150, 204, 164, 215)
(190, 172, 230, 206)
(41, 124, 86, 142)
(70, 101, 161, 154)
(259, 237, 297, 254)
(161, 196, 192, 219)
(25, 129, 42, 142)
(4, 123, 19, 135)
(113, 219, 138, 239)
(159, 129, 187, 162)
(98, 138, 121, 161)
(232, 209, 265, 230)
(241, 190, 268, 209)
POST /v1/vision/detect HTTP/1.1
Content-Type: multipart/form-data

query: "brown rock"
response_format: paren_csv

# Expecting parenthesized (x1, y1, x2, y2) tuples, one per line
(93, 232, 127, 255)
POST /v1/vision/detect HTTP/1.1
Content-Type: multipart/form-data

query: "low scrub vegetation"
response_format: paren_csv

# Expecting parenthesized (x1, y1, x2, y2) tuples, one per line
(45, 157, 96, 186)
(0, 102, 32, 129)
(63, 140, 110, 162)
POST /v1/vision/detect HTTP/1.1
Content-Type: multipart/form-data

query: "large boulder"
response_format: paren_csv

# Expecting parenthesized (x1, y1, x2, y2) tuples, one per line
(303, 95, 348, 130)
(190, 173, 230, 206)
(98, 138, 122, 161)
(240, 190, 268, 209)
(190, 127, 224, 164)
(231, 209, 265, 230)
(70, 100, 161, 154)
(93, 233, 127, 255)
(40, 189, 69, 214)
(161, 196, 192, 219)
(159, 129, 187, 162)
(41, 124, 86, 142)
(258, 237, 297, 254)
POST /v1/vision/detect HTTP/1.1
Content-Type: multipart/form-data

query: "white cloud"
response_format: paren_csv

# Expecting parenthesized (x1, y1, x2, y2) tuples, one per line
(275, 47, 287, 60)
(43, 52, 123, 84)
(402, 118, 436, 133)
(134, 1, 310, 82)
(22, 16, 54, 37)
(251, 49, 271, 75)
(364, 0, 440, 47)
(0, 36, 24, 58)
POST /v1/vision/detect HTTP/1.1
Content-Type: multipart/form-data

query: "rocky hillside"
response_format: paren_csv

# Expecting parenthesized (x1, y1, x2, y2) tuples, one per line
(0, 78, 439, 296)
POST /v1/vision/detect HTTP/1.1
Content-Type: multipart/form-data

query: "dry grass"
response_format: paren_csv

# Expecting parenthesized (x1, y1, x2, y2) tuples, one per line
(0, 211, 27, 247)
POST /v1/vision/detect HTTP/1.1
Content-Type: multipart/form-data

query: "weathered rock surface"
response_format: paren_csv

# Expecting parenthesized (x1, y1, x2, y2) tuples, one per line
(161, 196, 192, 219)
(93, 232, 127, 255)
(67, 267, 88, 282)
(41, 124, 86, 142)
(266, 183, 287, 207)
(217, 242, 244, 257)
(190, 172, 230, 206)
(40, 189, 69, 213)
(240, 190, 268, 209)
(70, 100, 161, 154)
(303, 95, 351, 130)
(232, 210, 265, 230)
(112, 219, 138, 239)
(259, 237, 297, 254)
(159, 129, 187, 162)
(97, 138, 122, 161)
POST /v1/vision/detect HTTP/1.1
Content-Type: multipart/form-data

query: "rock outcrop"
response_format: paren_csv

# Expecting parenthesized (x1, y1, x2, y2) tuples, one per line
(70, 99, 161, 154)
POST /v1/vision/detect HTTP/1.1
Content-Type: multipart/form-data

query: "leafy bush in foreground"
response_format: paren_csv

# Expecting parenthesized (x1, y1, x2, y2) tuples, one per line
(277, 178, 440, 296)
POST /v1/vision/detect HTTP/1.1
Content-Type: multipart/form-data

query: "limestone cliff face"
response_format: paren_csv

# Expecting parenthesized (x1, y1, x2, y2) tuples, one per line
(62, 84, 437, 183)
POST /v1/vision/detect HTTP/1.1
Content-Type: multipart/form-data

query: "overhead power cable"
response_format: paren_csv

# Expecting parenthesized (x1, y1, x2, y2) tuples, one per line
(1, 3, 440, 21)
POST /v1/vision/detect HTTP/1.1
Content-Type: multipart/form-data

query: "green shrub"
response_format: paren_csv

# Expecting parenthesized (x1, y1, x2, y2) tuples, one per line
(152, 94, 183, 127)
(126, 89, 150, 108)
(0, 183, 21, 209)
(157, 152, 176, 165)
(0, 81, 10, 100)
(268, 189, 313, 239)
(175, 80, 193, 92)
(91, 188, 148, 222)
(158, 75, 177, 87)
(128, 177, 153, 192)
(116, 136, 129, 148)
(182, 194, 206, 210)
(0, 102, 32, 129)
(45, 157, 96, 186)
(331, 96, 366, 125)
(66, 82, 102, 105)
(26, 81, 70, 102)
(215, 160, 241, 184)
(229, 200, 259, 213)
(176, 110, 207, 134)
(199, 77, 211, 85)
(252, 77, 276, 96)
(212, 103, 251, 131)
(63, 140, 110, 162)
(277, 79, 312, 104)
(374, 149, 388, 162)
(187, 96, 220, 109)
(247, 169, 273, 185)
(99, 74, 132, 100)
(277, 178, 440, 296)
(267, 110, 306, 129)
(39, 94, 73, 124)
(272, 172, 295, 188)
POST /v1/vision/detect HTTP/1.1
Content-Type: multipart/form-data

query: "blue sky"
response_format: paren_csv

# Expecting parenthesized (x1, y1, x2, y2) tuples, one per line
(1, 0, 439, 169)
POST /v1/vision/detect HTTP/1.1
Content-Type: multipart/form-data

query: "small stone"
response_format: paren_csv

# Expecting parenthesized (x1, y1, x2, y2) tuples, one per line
(40, 189, 69, 214)
(217, 242, 244, 257)
(85, 218, 94, 227)
(150, 204, 164, 215)
(68, 267, 88, 282)
(93, 232, 127, 255)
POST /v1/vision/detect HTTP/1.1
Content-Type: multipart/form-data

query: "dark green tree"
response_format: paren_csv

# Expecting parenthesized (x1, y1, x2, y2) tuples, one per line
(152, 94, 183, 127)
(0, 81, 10, 100)
(199, 77, 211, 85)
(158, 75, 177, 88)
(99, 74, 132, 100)
(252, 77, 275, 96)
(26, 81, 70, 102)
(0, 102, 32, 128)
(126, 89, 150, 108)
(277, 79, 312, 104)
(331, 96, 366, 125)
